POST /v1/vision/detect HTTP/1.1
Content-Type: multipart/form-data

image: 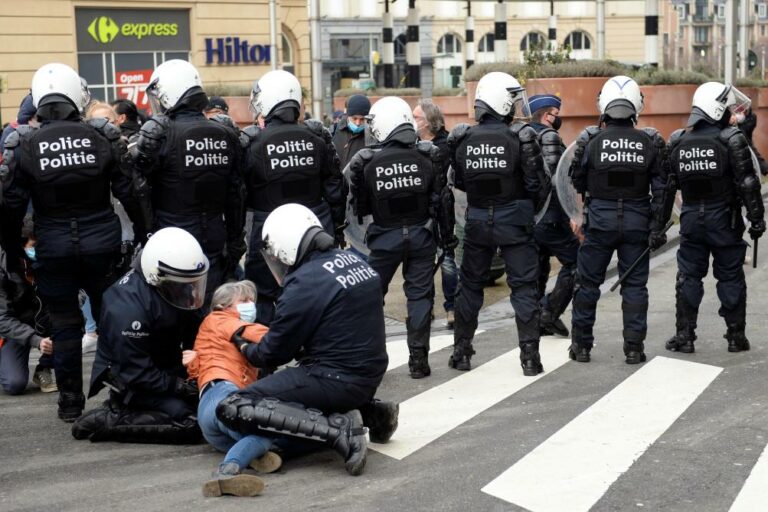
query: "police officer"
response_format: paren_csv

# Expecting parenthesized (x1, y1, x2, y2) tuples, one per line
(529, 94, 580, 337)
(348, 97, 454, 379)
(0, 63, 143, 421)
(664, 82, 765, 354)
(72, 228, 207, 444)
(569, 76, 670, 364)
(134, 59, 244, 303)
(242, 70, 347, 325)
(216, 204, 395, 476)
(447, 72, 550, 376)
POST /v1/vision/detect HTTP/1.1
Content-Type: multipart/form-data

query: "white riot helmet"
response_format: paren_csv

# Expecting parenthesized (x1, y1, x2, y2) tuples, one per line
(474, 71, 530, 121)
(366, 96, 416, 144)
(598, 75, 644, 120)
(31, 63, 87, 112)
(140, 227, 209, 310)
(145, 60, 203, 114)
(261, 203, 332, 286)
(688, 81, 752, 126)
(250, 70, 302, 119)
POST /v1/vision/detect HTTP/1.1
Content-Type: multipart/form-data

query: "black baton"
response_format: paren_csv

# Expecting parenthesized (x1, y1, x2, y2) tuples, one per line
(753, 237, 758, 269)
(610, 220, 674, 293)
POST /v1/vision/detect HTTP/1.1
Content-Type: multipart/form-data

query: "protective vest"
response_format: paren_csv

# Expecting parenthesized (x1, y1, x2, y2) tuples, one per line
(364, 147, 432, 227)
(671, 130, 732, 202)
(154, 118, 236, 215)
(455, 124, 524, 207)
(587, 126, 652, 200)
(19, 121, 112, 218)
(248, 123, 325, 210)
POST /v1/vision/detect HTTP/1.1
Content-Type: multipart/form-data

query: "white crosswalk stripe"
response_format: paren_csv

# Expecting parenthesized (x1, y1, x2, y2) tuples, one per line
(372, 336, 572, 460)
(729, 441, 768, 512)
(481, 356, 723, 512)
(384, 331, 484, 372)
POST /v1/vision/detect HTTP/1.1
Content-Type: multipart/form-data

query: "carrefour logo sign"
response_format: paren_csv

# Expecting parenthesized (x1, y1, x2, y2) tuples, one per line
(87, 15, 179, 44)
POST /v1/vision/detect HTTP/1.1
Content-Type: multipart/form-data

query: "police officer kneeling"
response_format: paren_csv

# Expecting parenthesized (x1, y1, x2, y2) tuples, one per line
(348, 96, 455, 379)
(569, 76, 670, 364)
(72, 228, 208, 444)
(664, 83, 765, 353)
(216, 204, 396, 476)
(447, 72, 550, 376)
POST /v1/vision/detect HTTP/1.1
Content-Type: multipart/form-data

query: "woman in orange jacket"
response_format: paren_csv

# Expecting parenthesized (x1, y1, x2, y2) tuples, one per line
(184, 280, 281, 497)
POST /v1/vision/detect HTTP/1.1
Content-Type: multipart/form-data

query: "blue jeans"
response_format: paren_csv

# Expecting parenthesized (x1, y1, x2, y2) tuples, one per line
(81, 294, 97, 333)
(198, 381, 273, 470)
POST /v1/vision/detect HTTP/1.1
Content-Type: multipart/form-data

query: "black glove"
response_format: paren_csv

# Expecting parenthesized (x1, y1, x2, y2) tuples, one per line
(649, 231, 667, 251)
(334, 222, 348, 249)
(231, 326, 250, 354)
(749, 219, 766, 240)
(172, 377, 199, 405)
(442, 233, 459, 251)
(116, 240, 135, 275)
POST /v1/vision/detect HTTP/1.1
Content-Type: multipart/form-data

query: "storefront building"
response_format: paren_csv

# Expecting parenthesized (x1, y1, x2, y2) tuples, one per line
(0, 0, 309, 123)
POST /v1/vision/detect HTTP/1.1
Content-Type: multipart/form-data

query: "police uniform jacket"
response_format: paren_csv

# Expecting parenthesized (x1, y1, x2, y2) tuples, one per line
(88, 267, 201, 399)
(531, 121, 568, 224)
(241, 249, 388, 388)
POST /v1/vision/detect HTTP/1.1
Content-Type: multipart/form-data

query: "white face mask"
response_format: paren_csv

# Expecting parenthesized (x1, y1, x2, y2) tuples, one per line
(236, 301, 257, 323)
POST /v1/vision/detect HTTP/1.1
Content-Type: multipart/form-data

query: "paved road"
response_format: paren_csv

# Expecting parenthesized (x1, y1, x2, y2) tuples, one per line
(2, 235, 767, 512)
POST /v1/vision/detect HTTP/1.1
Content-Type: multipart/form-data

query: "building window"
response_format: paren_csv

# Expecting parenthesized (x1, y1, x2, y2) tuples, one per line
(694, 26, 709, 44)
(694, 0, 708, 19)
(677, 5, 687, 19)
(281, 33, 293, 73)
(717, 4, 725, 18)
(435, 33, 463, 88)
(564, 30, 593, 59)
(478, 32, 494, 52)
(759, 3, 767, 18)
(394, 33, 407, 59)
(330, 37, 373, 60)
(437, 33, 462, 55)
(520, 31, 545, 52)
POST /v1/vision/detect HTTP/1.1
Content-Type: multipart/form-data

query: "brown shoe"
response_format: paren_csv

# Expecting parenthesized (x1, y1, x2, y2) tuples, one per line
(202, 462, 265, 497)
(249, 451, 282, 474)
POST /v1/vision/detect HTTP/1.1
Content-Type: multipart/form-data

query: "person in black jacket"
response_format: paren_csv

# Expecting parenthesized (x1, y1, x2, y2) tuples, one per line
(216, 203, 397, 476)
(0, 63, 146, 421)
(133, 60, 245, 305)
(664, 83, 764, 354)
(111, 99, 143, 140)
(332, 94, 371, 170)
(529, 94, 580, 338)
(447, 72, 551, 376)
(71, 227, 207, 444)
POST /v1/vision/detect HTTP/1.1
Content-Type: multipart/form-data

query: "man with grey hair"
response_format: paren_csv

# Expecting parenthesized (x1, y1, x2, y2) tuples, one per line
(413, 99, 458, 328)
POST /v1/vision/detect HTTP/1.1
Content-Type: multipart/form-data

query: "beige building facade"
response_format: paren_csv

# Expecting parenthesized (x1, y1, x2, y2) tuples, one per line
(0, 0, 310, 124)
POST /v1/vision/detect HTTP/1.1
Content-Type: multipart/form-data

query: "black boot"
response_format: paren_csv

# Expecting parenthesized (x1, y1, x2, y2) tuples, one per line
(406, 317, 431, 379)
(665, 280, 698, 353)
(725, 324, 751, 352)
(216, 395, 368, 476)
(448, 311, 476, 371)
(540, 308, 570, 337)
(520, 342, 544, 376)
(623, 330, 647, 365)
(568, 326, 591, 363)
(360, 399, 399, 444)
(58, 391, 85, 423)
(202, 461, 265, 497)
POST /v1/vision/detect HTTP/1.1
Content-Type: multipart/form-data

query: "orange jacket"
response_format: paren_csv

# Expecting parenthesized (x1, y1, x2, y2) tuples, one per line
(188, 310, 268, 391)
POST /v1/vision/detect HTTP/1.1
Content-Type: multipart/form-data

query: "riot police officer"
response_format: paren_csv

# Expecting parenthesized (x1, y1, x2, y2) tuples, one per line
(0, 63, 141, 421)
(216, 204, 393, 476)
(447, 72, 550, 376)
(529, 94, 580, 337)
(242, 70, 346, 325)
(134, 59, 244, 303)
(569, 76, 670, 364)
(72, 228, 207, 444)
(664, 82, 765, 354)
(348, 97, 454, 379)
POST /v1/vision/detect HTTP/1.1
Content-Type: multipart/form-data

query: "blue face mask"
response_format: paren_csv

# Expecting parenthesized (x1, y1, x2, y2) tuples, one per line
(24, 247, 36, 261)
(236, 302, 257, 323)
(347, 120, 365, 134)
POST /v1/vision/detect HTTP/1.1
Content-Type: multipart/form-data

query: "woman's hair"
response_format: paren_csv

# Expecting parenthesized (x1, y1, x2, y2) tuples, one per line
(211, 280, 257, 312)
(417, 98, 445, 135)
(85, 101, 117, 122)
(111, 98, 145, 124)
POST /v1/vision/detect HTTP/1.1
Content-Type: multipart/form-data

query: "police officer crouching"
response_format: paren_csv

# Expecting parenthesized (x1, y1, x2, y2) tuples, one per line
(242, 70, 347, 325)
(133, 60, 245, 304)
(529, 94, 580, 338)
(0, 63, 145, 421)
(569, 76, 670, 364)
(447, 72, 551, 376)
(664, 83, 765, 354)
(348, 97, 455, 379)
(72, 228, 207, 444)
(216, 204, 396, 476)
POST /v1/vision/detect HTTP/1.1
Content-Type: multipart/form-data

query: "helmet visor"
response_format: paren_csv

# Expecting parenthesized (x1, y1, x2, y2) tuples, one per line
(726, 86, 752, 115)
(510, 88, 531, 121)
(80, 78, 92, 112)
(261, 247, 290, 287)
(154, 258, 209, 310)
(145, 78, 165, 115)
(249, 81, 262, 117)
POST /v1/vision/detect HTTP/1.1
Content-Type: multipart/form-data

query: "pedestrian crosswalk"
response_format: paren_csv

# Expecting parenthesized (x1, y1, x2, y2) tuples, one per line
(374, 331, 768, 512)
